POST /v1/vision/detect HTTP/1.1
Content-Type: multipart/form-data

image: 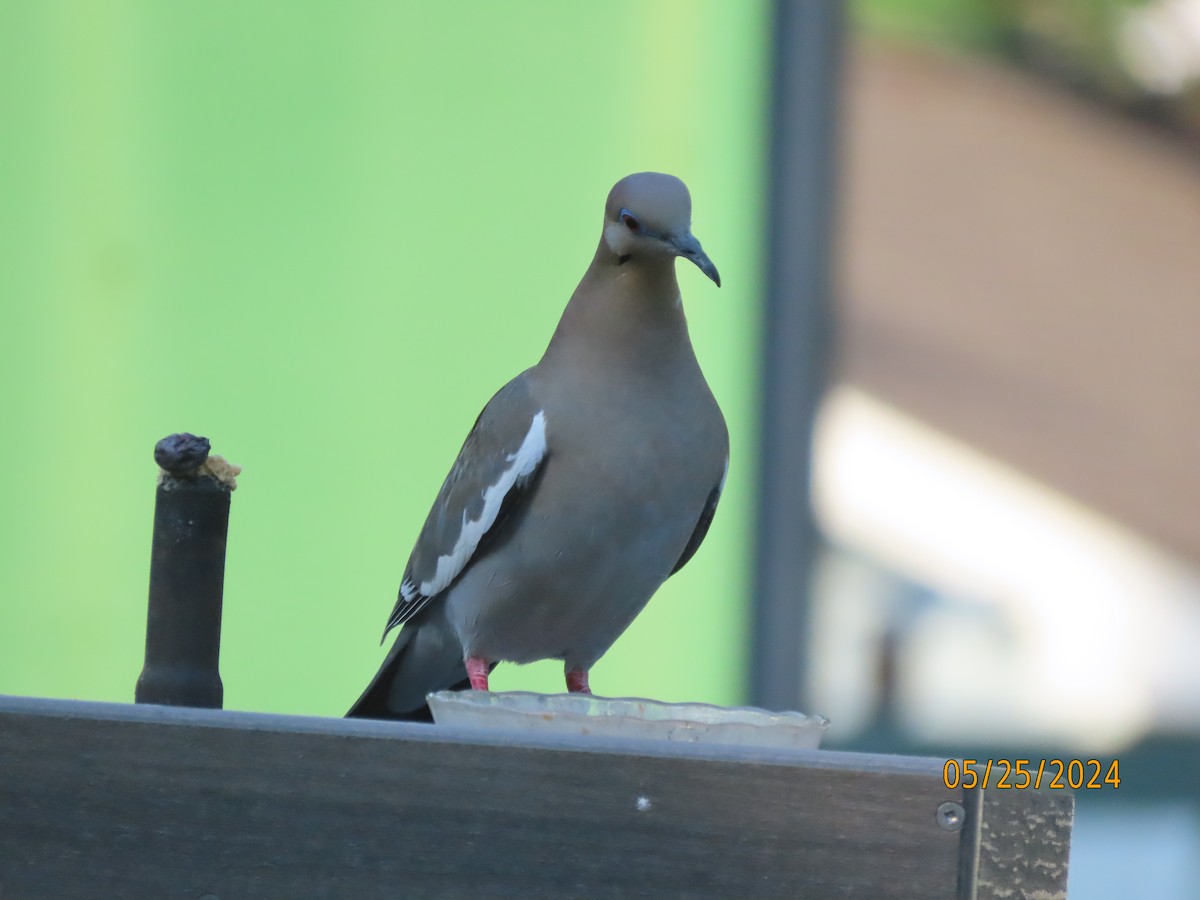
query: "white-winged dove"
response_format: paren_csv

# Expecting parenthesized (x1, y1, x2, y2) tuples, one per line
(348, 173, 728, 721)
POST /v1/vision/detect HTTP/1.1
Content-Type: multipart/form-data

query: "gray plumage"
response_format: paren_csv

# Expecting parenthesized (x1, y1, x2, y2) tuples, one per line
(348, 172, 728, 721)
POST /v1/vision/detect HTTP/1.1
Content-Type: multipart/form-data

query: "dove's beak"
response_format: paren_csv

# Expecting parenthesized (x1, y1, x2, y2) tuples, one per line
(672, 232, 720, 287)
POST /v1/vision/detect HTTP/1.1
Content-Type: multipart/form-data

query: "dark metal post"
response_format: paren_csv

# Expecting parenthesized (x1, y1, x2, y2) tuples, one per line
(135, 433, 237, 708)
(752, 0, 845, 711)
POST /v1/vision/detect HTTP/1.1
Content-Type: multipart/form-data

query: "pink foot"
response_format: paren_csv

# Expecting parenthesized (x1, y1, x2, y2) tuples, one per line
(566, 667, 591, 694)
(465, 656, 491, 691)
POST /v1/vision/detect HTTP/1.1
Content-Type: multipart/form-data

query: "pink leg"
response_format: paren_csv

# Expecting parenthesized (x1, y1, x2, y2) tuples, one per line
(465, 656, 491, 691)
(565, 667, 591, 694)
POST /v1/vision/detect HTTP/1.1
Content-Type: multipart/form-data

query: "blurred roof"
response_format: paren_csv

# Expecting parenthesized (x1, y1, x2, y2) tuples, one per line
(838, 41, 1200, 565)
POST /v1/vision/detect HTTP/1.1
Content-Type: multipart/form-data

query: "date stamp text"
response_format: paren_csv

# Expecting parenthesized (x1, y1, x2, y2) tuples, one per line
(942, 758, 1120, 790)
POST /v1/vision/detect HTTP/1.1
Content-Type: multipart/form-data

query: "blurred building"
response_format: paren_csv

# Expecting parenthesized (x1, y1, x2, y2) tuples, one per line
(815, 37, 1200, 748)
(811, 23, 1200, 898)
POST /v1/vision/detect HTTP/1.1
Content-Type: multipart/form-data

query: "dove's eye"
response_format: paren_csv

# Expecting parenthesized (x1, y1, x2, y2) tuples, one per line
(620, 211, 640, 232)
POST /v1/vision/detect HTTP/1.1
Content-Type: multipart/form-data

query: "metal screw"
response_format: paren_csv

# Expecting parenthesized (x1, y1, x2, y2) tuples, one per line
(936, 801, 964, 831)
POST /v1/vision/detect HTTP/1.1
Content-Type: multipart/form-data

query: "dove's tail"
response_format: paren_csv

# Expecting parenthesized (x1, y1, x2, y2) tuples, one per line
(346, 619, 473, 722)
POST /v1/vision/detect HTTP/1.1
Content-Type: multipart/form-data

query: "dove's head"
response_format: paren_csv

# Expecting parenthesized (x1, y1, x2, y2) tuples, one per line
(602, 172, 720, 287)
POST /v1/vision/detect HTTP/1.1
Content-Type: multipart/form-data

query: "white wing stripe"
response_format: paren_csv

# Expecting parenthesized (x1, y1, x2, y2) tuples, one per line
(418, 410, 547, 598)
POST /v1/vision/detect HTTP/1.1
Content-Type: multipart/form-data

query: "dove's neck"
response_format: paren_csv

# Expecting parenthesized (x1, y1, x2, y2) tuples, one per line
(541, 240, 693, 370)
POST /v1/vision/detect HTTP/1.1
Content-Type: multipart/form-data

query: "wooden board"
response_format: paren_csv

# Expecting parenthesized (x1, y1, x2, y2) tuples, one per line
(963, 780, 1075, 900)
(0, 695, 972, 899)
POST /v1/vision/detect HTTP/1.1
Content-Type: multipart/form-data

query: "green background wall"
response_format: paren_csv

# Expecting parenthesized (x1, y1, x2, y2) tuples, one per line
(0, 1, 767, 716)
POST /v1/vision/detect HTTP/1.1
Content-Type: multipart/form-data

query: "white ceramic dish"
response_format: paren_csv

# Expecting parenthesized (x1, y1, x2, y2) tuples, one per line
(427, 691, 829, 750)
